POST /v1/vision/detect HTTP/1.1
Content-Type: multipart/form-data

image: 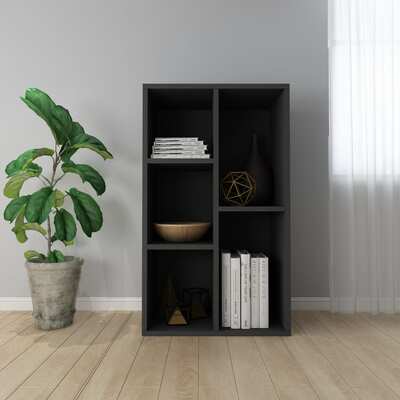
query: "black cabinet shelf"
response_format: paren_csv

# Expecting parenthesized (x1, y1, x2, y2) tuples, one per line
(147, 317, 214, 336)
(219, 206, 285, 213)
(146, 243, 214, 251)
(219, 322, 289, 336)
(143, 84, 291, 336)
(147, 321, 289, 336)
(147, 159, 214, 165)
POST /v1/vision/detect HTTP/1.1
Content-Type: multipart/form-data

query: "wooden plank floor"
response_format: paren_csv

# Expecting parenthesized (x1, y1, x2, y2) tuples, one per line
(0, 311, 400, 399)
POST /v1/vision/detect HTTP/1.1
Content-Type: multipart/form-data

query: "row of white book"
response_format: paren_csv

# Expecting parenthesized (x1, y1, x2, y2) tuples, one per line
(150, 137, 210, 159)
(221, 250, 269, 329)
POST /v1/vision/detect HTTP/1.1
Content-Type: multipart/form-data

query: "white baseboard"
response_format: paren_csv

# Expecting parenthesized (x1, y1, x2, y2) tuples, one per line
(0, 297, 142, 311)
(76, 297, 142, 311)
(0, 297, 330, 311)
(291, 297, 330, 311)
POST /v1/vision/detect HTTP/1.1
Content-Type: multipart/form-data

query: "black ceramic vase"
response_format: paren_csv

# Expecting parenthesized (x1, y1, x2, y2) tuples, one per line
(245, 133, 274, 205)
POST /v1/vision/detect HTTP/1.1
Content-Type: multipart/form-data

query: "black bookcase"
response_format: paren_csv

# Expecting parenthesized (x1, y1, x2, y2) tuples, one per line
(143, 84, 291, 336)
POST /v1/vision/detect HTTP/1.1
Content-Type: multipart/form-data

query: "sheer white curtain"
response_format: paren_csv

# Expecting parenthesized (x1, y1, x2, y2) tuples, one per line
(329, 0, 400, 312)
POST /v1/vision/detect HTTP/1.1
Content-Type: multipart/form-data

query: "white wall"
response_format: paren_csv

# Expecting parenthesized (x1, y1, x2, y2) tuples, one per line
(0, 0, 329, 298)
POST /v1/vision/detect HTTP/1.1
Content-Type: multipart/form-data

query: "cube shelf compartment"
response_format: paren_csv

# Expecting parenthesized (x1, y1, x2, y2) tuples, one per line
(145, 250, 214, 335)
(147, 164, 213, 244)
(145, 88, 213, 158)
(143, 84, 291, 336)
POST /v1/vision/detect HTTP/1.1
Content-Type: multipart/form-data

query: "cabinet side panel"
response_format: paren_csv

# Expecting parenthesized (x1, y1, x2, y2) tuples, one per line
(142, 86, 149, 333)
(213, 88, 219, 331)
(273, 87, 291, 332)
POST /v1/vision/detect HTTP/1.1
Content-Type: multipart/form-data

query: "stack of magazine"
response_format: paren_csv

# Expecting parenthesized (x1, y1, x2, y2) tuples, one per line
(221, 250, 269, 329)
(151, 137, 210, 159)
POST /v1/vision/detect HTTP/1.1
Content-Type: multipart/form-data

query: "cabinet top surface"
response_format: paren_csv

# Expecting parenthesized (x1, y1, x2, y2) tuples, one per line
(143, 83, 290, 90)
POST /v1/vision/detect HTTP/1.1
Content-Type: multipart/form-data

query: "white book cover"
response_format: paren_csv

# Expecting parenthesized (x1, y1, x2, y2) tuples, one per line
(152, 146, 207, 152)
(151, 154, 210, 159)
(238, 250, 250, 329)
(221, 250, 231, 328)
(154, 137, 200, 142)
(250, 254, 260, 328)
(153, 143, 206, 149)
(152, 150, 206, 155)
(230, 254, 241, 329)
(153, 141, 204, 147)
(259, 254, 269, 328)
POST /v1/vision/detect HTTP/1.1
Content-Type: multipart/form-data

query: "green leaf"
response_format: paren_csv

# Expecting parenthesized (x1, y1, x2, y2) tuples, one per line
(13, 209, 27, 243)
(51, 233, 74, 247)
(68, 120, 86, 142)
(24, 163, 43, 175)
(50, 105, 73, 145)
(12, 206, 46, 243)
(68, 187, 103, 237)
(5, 148, 53, 177)
(61, 122, 113, 161)
(54, 209, 77, 242)
(16, 223, 47, 236)
(21, 88, 72, 145)
(12, 220, 47, 243)
(4, 195, 30, 222)
(3, 171, 39, 199)
(48, 250, 64, 263)
(60, 122, 84, 161)
(24, 250, 45, 261)
(54, 189, 65, 208)
(25, 187, 54, 224)
(62, 161, 106, 195)
(55, 250, 65, 261)
(69, 135, 113, 160)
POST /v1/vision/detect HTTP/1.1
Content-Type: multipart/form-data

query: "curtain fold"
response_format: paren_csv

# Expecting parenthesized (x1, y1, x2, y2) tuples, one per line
(329, 0, 400, 312)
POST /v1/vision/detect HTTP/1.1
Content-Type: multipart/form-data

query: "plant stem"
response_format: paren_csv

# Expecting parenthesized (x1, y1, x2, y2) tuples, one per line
(46, 143, 59, 255)
(47, 217, 52, 255)
(40, 175, 51, 185)
(53, 173, 65, 186)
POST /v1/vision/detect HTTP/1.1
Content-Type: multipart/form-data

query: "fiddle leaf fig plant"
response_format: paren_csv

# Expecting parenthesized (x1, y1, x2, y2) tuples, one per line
(3, 88, 112, 263)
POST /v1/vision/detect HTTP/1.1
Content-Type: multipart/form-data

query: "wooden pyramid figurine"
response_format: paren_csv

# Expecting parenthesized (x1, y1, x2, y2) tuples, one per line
(167, 307, 188, 325)
(162, 276, 188, 326)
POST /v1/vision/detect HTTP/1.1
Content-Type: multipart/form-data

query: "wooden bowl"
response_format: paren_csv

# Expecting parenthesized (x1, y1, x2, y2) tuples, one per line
(154, 222, 211, 242)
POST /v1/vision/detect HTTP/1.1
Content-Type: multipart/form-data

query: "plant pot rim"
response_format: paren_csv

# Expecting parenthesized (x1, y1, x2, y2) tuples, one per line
(25, 256, 84, 271)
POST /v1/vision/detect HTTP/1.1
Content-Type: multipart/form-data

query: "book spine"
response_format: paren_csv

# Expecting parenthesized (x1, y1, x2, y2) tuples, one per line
(221, 251, 231, 328)
(154, 137, 199, 142)
(151, 154, 210, 159)
(251, 256, 260, 328)
(240, 252, 251, 329)
(230, 255, 241, 329)
(153, 141, 204, 146)
(153, 148, 207, 153)
(152, 150, 206, 155)
(259, 255, 269, 328)
(153, 144, 207, 149)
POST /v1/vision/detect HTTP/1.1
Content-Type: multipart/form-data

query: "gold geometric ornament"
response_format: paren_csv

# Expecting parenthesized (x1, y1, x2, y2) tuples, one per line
(161, 276, 190, 326)
(167, 306, 188, 325)
(222, 171, 256, 206)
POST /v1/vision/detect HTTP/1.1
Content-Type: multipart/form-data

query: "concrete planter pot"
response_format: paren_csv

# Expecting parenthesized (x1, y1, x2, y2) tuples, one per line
(25, 256, 83, 330)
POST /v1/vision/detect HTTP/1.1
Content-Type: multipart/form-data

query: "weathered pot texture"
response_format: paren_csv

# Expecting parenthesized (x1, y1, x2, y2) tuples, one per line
(25, 256, 83, 330)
